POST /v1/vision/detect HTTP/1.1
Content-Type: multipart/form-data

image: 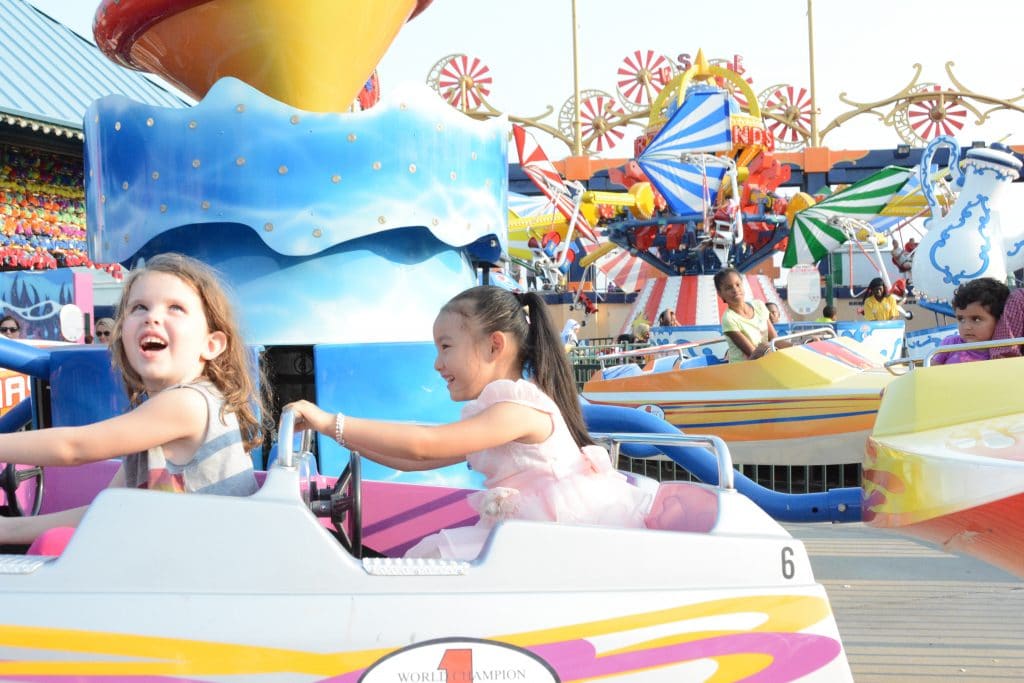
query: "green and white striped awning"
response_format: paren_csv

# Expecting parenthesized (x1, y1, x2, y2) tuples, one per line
(783, 166, 914, 267)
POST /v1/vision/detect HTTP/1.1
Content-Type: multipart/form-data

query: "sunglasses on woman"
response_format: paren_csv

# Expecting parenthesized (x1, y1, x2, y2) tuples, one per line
(0, 326, 19, 334)
(96, 331, 111, 338)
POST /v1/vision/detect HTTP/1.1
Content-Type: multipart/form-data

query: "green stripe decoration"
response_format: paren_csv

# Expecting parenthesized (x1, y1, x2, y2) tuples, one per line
(783, 166, 913, 267)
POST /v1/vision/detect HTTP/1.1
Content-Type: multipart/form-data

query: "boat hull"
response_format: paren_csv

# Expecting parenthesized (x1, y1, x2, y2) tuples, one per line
(864, 357, 1024, 577)
(0, 469, 853, 681)
(731, 429, 870, 466)
(583, 338, 890, 467)
(869, 489, 1024, 577)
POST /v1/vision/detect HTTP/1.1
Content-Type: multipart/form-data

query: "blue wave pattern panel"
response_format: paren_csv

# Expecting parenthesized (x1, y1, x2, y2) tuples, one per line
(130, 221, 476, 345)
(637, 87, 732, 215)
(313, 341, 484, 487)
(905, 323, 958, 360)
(84, 77, 508, 264)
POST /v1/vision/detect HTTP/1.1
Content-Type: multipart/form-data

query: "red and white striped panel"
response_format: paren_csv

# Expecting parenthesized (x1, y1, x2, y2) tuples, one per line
(620, 274, 788, 333)
(593, 248, 664, 294)
(512, 125, 598, 243)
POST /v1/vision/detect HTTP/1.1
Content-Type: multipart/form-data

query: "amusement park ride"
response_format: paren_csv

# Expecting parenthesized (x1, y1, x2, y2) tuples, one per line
(0, 1, 859, 680)
(0, 0, 1020, 679)
(427, 46, 1024, 302)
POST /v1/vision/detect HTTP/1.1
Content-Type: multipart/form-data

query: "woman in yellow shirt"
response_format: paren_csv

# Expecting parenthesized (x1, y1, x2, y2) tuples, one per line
(863, 277, 902, 321)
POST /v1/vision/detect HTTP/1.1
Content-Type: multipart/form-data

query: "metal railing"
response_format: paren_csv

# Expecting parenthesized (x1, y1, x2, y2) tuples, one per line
(591, 432, 735, 490)
(569, 341, 648, 390)
(768, 327, 836, 351)
(570, 338, 726, 390)
(923, 336, 1024, 367)
(589, 338, 726, 367)
(614, 458, 863, 494)
(880, 335, 1024, 374)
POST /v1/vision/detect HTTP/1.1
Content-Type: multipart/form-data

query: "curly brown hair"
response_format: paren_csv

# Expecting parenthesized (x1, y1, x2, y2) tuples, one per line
(109, 253, 268, 452)
(952, 277, 1010, 318)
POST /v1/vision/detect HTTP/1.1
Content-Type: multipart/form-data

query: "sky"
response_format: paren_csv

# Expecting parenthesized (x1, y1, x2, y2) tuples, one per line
(25, 0, 1024, 161)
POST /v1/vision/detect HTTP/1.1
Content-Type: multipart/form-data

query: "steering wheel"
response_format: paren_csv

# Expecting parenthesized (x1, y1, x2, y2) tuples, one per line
(311, 450, 362, 558)
(0, 463, 43, 517)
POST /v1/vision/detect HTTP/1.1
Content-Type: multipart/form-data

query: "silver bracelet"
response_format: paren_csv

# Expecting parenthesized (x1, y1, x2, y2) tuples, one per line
(334, 412, 346, 446)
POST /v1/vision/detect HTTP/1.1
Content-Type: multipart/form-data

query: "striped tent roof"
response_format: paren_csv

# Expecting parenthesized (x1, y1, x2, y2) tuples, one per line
(512, 124, 597, 243)
(783, 166, 914, 267)
(637, 88, 732, 215)
(589, 245, 665, 294)
(621, 273, 787, 334)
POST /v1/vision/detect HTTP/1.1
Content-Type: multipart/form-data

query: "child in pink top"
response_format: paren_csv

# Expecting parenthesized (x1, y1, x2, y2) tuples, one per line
(287, 286, 651, 560)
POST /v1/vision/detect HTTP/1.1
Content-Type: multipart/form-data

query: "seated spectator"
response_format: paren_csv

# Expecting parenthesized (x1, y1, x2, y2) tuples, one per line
(863, 277, 903, 321)
(658, 309, 679, 327)
(560, 318, 581, 350)
(765, 302, 782, 324)
(815, 305, 837, 323)
(932, 278, 1009, 365)
(0, 315, 21, 339)
(93, 317, 115, 345)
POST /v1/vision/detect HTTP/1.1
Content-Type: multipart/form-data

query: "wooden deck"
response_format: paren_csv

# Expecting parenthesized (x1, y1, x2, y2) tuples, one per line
(786, 522, 1024, 681)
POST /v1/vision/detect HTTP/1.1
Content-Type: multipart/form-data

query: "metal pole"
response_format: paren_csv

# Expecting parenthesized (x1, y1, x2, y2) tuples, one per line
(571, 0, 582, 156)
(806, 0, 820, 147)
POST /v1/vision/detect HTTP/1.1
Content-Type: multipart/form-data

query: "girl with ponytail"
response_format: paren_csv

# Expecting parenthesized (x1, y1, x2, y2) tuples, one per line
(287, 285, 650, 560)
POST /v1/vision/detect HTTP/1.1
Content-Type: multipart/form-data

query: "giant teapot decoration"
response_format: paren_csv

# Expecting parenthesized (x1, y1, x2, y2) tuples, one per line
(911, 136, 1023, 302)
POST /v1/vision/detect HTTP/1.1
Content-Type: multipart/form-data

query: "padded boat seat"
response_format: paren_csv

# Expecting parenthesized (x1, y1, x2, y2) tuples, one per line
(644, 482, 719, 533)
(601, 363, 643, 380)
(28, 469, 275, 558)
(677, 354, 724, 371)
(649, 355, 679, 373)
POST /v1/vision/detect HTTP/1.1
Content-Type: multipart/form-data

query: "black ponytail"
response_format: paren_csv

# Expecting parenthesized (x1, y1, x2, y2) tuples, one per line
(518, 291, 594, 448)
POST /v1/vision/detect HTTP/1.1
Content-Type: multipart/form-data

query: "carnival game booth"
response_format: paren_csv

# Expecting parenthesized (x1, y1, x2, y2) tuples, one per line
(0, 147, 121, 341)
(0, 0, 181, 336)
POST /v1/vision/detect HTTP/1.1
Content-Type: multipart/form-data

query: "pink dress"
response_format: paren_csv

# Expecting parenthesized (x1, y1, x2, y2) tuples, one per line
(405, 379, 652, 561)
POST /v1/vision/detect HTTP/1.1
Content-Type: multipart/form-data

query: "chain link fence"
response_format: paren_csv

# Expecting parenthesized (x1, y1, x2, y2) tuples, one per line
(569, 338, 650, 391)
